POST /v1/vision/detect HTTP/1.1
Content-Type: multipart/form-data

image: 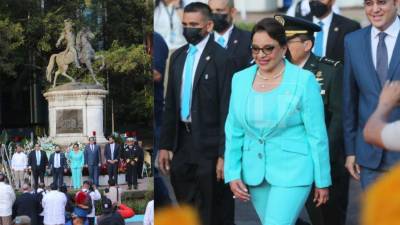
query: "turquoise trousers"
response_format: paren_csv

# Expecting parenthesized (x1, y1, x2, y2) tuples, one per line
(71, 167, 82, 189)
(249, 181, 311, 225)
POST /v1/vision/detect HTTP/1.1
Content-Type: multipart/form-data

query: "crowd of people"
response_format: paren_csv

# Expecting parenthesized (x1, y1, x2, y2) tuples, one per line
(153, 0, 400, 224)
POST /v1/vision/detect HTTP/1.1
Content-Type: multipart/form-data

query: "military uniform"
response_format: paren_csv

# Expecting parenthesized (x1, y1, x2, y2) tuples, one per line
(302, 54, 348, 225)
(275, 14, 349, 225)
(123, 144, 143, 189)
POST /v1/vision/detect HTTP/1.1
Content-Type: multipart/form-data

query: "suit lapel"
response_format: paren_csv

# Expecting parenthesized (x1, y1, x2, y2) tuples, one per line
(388, 30, 400, 80)
(363, 26, 383, 90)
(193, 39, 213, 90)
(326, 14, 339, 58)
(227, 27, 240, 55)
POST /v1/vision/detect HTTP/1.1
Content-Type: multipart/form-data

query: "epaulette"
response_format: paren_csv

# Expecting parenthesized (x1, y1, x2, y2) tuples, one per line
(319, 57, 341, 67)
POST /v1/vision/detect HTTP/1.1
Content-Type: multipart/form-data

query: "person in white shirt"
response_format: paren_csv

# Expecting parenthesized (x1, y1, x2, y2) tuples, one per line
(0, 174, 16, 225)
(143, 200, 154, 225)
(81, 180, 101, 225)
(154, 0, 187, 50)
(364, 81, 400, 151)
(42, 183, 67, 225)
(11, 144, 28, 189)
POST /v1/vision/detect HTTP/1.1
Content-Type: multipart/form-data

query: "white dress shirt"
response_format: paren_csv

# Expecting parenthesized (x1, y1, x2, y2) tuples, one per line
(0, 182, 16, 217)
(11, 152, 28, 171)
(214, 25, 234, 49)
(313, 12, 333, 57)
(110, 143, 115, 160)
(143, 200, 154, 225)
(180, 34, 210, 122)
(381, 121, 400, 151)
(54, 153, 61, 168)
(371, 17, 400, 69)
(42, 190, 67, 225)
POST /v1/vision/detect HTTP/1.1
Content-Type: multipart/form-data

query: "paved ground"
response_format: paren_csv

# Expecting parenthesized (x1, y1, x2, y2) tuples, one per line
(161, 175, 363, 225)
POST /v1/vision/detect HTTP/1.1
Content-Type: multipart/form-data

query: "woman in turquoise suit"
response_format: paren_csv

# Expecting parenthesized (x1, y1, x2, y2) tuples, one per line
(67, 143, 85, 189)
(224, 18, 331, 225)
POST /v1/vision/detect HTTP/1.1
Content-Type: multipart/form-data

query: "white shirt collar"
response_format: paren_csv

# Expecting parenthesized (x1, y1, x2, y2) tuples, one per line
(214, 25, 234, 45)
(313, 11, 333, 26)
(371, 16, 400, 39)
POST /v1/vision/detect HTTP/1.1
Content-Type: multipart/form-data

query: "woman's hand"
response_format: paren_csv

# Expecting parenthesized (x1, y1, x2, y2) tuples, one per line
(229, 179, 250, 202)
(314, 187, 329, 207)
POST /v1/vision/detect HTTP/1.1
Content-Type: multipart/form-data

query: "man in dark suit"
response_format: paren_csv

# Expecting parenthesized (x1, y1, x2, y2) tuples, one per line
(158, 3, 230, 225)
(104, 136, 120, 184)
(208, 0, 252, 72)
(84, 137, 102, 186)
(12, 183, 40, 225)
(48, 145, 67, 189)
(295, 0, 360, 62)
(28, 143, 48, 190)
(344, 0, 400, 189)
(278, 14, 348, 225)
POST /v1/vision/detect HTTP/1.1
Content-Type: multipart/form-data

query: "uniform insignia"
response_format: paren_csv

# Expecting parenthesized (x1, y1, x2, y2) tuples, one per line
(205, 74, 209, 80)
(316, 71, 323, 78)
(319, 57, 341, 67)
(275, 16, 285, 26)
(206, 56, 211, 61)
(321, 90, 326, 95)
(334, 27, 339, 32)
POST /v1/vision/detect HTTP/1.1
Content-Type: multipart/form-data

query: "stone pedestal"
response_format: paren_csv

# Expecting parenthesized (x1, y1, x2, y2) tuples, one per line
(44, 83, 108, 145)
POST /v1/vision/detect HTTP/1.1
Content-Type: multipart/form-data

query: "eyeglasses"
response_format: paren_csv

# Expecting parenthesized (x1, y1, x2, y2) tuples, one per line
(251, 45, 276, 55)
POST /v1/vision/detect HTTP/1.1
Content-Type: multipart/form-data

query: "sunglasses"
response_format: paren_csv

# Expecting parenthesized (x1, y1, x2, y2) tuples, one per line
(251, 45, 276, 55)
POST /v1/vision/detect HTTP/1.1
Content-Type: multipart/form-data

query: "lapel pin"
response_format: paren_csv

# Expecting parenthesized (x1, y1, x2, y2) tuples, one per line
(234, 40, 238, 44)
(334, 27, 339, 32)
(206, 56, 211, 61)
(205, 74, 209, 80)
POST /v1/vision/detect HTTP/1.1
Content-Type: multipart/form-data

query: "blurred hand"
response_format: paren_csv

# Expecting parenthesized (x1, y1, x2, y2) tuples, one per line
(158, 149, 171, 175)
(314, 188, 329, 207)
(345, 155, 360, 180)
(378, 81, 400, 109)
(216, 157, 224, 181)
(229, 179, 250, 202)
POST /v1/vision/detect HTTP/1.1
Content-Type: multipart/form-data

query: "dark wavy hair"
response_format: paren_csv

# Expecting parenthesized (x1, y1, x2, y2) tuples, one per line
(251, 18, 287, 46)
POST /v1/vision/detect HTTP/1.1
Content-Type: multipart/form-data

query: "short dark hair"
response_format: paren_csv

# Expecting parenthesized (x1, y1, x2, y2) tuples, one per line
(108, 179, 116, 186)
(184, 2, 212, 21)
(108, 135, 115, 140)
(251, 18, 287, 46)
(73, 143, 79, 148)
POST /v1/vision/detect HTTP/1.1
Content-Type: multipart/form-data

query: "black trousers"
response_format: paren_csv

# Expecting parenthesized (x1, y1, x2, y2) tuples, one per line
(32, 169, 45, 189)
(126, 164, 138, 186)
(107, 163, 118, 184)
(305, 169, 350, 225)
(170, 126, 235, 225)
(52, 167, 64, 188)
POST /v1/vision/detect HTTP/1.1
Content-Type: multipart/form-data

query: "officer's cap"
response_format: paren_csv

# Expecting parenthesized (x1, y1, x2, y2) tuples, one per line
(274, 14, 321, 39)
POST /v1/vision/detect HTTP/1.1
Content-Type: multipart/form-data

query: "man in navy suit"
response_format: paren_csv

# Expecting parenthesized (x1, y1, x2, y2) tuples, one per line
(343, 0, 400, 189)
(84, 137, 102, 186)
(48, 145, 67, 189)
(28, 143, 48, 190)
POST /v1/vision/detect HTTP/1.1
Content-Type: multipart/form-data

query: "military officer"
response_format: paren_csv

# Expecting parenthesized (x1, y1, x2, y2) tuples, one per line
(275, 15, 348, 225)
(123, 137, 144, 190)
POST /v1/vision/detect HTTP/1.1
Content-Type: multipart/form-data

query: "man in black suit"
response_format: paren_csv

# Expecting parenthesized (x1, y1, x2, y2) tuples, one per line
(28, 143, 48, 190)
(208, 0, 252, 72)
(297, 0, 360, 62)
(12, 183, 40, 225)
(105, 136, 120, 184)
(48, 145, 68, 189)
(84, 137, 102, 186)
(158, 3, 230, 225)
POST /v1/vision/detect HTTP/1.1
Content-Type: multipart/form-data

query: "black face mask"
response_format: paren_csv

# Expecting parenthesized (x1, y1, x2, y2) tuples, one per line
(212, 13, 231, 33)
(183, 27, 206, 45)
(309, 1, 329, 18)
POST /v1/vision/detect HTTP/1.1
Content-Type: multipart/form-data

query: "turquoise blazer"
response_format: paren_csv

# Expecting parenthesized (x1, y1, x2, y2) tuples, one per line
(68, 150, 84, 169)
(224, 61, 332, 188)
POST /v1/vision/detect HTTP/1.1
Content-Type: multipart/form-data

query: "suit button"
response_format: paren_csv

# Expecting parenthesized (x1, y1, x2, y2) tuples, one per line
(258, 153, 263, 159)
(259, 139, 264, 144)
